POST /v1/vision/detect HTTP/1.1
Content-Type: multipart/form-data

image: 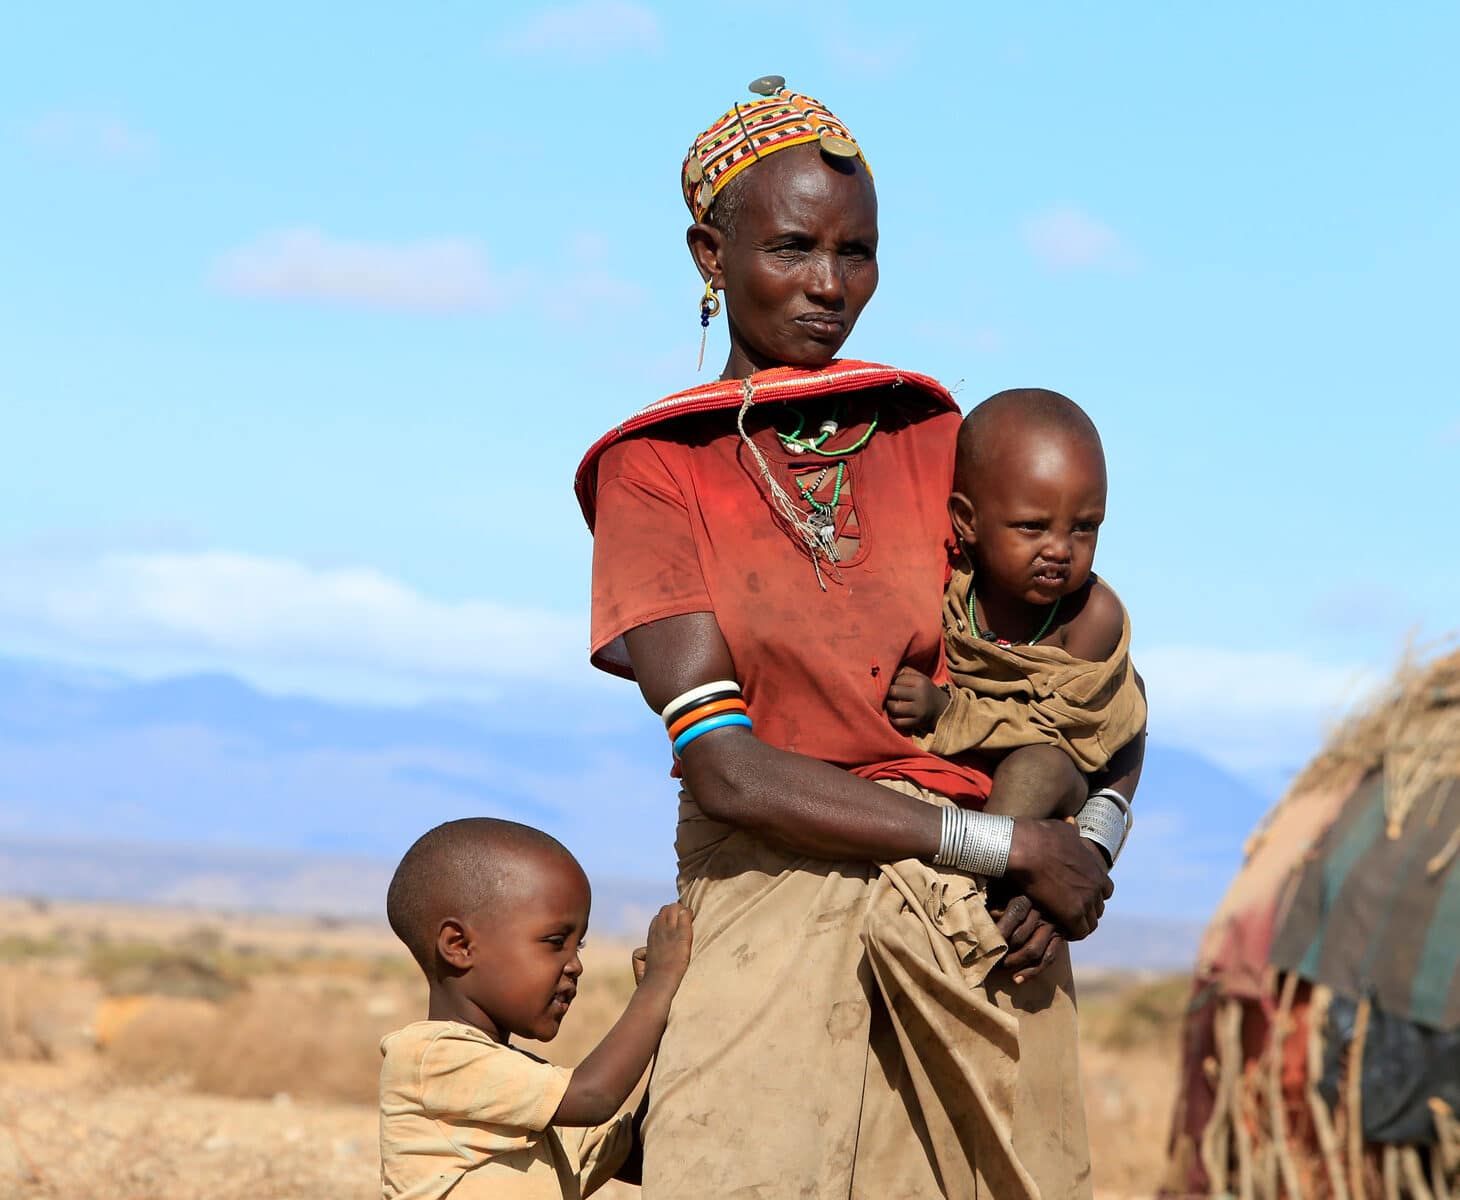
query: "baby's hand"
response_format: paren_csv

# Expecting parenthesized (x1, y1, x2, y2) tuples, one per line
(640, 903, 693, 990)
(885, 666, 951, 732)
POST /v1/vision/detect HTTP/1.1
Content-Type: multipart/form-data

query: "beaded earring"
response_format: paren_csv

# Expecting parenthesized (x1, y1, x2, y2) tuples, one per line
(697, 280, 722, 371)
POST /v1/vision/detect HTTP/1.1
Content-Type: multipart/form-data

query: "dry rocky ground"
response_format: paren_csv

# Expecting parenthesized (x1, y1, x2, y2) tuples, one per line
(0, 899, 1184, 1199)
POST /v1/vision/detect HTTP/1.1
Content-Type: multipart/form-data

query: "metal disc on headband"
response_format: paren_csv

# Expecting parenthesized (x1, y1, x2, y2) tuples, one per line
(748, 74, 786, 96)
(685, 157, 705, 183)
(819, 133, 859, 158)
(696, 180, 715, 211)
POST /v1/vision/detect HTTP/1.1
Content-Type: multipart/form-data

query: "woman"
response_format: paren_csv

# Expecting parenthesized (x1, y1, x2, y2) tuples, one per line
(574, 79, 1143, 1198)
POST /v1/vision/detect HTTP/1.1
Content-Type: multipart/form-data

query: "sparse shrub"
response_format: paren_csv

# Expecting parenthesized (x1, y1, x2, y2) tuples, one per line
(86, 940, 245, 1002)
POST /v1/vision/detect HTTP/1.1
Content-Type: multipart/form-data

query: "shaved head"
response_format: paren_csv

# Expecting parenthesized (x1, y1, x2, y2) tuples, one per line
(955, 388, 1103, 499)
(386, 818, 583, 975)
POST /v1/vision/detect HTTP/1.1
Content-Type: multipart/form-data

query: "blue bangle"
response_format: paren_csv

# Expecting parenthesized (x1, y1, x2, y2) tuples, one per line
(672, 712, 752, 757)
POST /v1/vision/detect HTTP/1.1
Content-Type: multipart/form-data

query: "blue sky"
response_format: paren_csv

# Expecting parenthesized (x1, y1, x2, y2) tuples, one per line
(3, 1, 1458, 793)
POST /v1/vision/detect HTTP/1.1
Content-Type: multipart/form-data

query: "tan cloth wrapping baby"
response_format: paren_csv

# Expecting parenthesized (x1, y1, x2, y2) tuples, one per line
(919, 566, 1147, 773)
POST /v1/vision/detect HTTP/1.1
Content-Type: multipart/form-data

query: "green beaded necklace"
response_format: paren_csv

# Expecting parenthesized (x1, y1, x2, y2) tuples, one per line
(792, 461, 846, 513)
(967, 576, 1061, 648)
(776, 405, 880, 457)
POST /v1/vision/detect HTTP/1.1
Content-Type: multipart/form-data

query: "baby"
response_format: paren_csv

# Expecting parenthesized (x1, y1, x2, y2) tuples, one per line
(379, 818, 692, 1200)
(886, 388, 1146, 845)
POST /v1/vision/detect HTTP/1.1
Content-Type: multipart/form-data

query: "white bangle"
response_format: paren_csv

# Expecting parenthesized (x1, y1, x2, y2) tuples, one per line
(1078, 788, 1133, 866)
(933, 806, 1014, 878)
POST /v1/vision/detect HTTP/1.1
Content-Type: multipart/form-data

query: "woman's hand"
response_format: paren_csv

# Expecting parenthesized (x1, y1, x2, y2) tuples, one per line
(884, 666, 951, 733)
(994, 895, 1065, 984)
(1004, 816, 1113, 940)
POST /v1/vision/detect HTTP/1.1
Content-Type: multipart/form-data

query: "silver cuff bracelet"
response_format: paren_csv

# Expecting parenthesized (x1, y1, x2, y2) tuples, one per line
(1077, 787, 1133, 866)
(933, 806, 1014, 878)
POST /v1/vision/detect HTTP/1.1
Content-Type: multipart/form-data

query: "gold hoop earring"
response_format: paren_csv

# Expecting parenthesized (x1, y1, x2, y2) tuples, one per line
(697, 281, 721, 371)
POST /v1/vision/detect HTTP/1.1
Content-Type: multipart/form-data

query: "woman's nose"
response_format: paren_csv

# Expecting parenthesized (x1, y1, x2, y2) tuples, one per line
(565, 951, 584, 978)
(805, 252, 845, 304)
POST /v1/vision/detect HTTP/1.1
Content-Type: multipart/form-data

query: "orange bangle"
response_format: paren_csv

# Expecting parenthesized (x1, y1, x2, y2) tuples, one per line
(667, 698, 748, 739)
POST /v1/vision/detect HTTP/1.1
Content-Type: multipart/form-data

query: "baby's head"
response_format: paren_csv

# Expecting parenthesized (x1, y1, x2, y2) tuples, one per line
(387, 818, 590, 1042)
(951, 388, 1107, 607)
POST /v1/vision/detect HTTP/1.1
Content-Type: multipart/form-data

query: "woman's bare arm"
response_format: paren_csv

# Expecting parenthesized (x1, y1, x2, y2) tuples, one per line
(623, 612, 1112, 938)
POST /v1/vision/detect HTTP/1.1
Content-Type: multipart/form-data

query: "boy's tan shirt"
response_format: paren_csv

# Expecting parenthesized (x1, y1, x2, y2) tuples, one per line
(379, 1020, 631, 1200)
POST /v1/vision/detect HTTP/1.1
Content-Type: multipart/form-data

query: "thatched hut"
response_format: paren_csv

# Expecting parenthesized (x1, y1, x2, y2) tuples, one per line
(1163, 646, 1460, 1198)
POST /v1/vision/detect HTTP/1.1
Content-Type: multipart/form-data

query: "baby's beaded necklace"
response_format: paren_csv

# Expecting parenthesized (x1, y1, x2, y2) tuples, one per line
(967, 576, 1061, 648)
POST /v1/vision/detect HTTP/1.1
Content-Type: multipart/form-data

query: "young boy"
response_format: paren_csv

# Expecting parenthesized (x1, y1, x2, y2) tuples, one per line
(886, 387, 1146, 834)
(379, 818, 692, 1200)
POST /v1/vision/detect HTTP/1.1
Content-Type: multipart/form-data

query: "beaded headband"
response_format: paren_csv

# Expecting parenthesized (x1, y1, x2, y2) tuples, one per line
(681, 75, 871, 222)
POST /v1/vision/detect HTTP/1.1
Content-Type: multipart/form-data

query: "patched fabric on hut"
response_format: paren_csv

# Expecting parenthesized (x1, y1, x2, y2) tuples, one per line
(1162, 646, 1460, 1198)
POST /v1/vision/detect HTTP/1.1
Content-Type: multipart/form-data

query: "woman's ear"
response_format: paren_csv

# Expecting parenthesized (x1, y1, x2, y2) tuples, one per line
(436, 918, 473, 971)
(686, 222, 726, 288)
(948, 492, 977, 551)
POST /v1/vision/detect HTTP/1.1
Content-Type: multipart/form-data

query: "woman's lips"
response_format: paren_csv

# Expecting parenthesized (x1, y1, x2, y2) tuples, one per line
(794, 314, 845, 339)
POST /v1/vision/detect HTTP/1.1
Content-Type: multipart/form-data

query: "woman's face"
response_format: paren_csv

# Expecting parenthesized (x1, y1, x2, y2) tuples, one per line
(691, 143, 879, 377)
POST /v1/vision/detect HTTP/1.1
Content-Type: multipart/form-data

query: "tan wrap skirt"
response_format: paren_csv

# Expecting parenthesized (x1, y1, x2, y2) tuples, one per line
(640, 781, 1092, 1199)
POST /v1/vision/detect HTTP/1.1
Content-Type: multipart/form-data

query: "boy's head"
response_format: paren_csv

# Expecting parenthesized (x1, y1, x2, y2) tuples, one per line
(951, 388, 1107, 607)
(387, 818, 590, 1042)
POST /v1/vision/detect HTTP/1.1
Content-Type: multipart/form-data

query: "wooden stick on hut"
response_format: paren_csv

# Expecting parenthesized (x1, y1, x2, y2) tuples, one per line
(1306, 987, 1350, 1200)
(1267, 972, 1303, 1199)
(1346, 997, 1372, 1200)
(1401, 1146, 1436, 1200)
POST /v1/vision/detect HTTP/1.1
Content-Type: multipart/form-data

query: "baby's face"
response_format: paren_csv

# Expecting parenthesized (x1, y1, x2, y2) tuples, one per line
(460, 849, 590, 1043)
(966, 429, 1107, 606)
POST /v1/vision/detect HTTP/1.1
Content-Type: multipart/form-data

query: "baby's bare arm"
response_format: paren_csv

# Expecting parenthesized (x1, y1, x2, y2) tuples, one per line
(1060, 579, 1124, 662)
(552, 904, 692, 1127)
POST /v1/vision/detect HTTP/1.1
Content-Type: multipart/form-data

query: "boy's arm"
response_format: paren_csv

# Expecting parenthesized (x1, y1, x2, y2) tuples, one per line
(552, 904, 692, 1127)
(1059, 579, 1125, 663)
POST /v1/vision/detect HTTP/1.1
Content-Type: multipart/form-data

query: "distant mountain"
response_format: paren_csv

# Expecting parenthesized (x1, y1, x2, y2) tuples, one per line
(0, 834, 673, 934)
(0, 656, 1276, 927)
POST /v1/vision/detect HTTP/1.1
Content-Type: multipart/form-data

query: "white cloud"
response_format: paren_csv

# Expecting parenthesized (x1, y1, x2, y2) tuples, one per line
(497, 0, 662, 58)
(1022, 206, 1127, 271)
(0, 549, 586, 704)
(20, 110, 155, 163)
(213, 229, 500, 312)
(1137, 644, 1384, 776)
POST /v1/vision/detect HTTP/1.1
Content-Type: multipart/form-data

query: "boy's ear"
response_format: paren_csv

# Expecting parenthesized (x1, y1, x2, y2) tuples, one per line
(436, 918, 473, 971)
(948, 493, 977, 549)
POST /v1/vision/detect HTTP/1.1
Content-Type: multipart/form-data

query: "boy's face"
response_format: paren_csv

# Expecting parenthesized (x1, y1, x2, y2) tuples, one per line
(960, 427, 1107, 606)
(452, 848, 591, 1043)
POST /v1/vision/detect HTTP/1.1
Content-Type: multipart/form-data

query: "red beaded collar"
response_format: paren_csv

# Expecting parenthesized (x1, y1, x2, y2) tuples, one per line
(573, 359, 957, 531)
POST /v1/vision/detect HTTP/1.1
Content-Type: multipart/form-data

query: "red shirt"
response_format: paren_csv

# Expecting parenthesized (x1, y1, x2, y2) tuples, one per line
(587, 374, 992, 805)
